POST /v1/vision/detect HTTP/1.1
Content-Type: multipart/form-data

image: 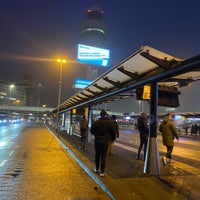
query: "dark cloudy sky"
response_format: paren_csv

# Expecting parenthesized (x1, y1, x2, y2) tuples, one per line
(0, 0, 200, 111)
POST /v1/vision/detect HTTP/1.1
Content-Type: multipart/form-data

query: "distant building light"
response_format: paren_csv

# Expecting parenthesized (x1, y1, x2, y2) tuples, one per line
(87, 9, 104, 14)
(174, 115, 182, 120)
(0, 92, 6, 96)
(72, 109, 76, 114)
(165, 108, 176, 112)
(81, 28, 105, 34)
(15, 100, 21, 104)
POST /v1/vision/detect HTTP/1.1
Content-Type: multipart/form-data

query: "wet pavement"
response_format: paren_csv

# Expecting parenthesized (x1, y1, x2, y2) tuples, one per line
(0, 125, 110, 200)
(1, 123, 199, 200)
(53, 127, 200, 200)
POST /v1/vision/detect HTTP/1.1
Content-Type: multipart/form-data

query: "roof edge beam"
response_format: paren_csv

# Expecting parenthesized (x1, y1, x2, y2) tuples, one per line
(86, 88, 98, 95)
(74, 97, 82, 102)
(70, 99, 77, 104)
(117, 66, 139, 80)
(103, 76, 121, 87)
(93, 83, 108, 92)
(77, 95, 86, 100)
(81, 92, 92, 98)
(140, 51, 178, 69)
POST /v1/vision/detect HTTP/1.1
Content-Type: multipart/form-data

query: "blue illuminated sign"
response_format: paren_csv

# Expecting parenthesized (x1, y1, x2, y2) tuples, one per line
(77, 44, 110, 67)
(75, 79, 92, 89)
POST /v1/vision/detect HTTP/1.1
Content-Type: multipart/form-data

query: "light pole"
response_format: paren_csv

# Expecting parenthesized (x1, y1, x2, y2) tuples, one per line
(9, 84, 15, 106)
(8, 84, 14, 120)
(57, 58, 66, 125)
(37, 83, 42, 121)
(37, 83, 42, 108)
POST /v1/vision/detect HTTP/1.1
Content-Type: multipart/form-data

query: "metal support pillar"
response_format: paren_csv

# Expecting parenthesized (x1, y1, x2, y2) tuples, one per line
(69, 110, 73, 135)
(144, 82, 160, 175)
(87, 103, 92, 143)
(61, 112, 66, 130)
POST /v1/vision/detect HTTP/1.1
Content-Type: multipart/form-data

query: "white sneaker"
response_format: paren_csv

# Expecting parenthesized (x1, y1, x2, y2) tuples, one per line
(99, 172, 105, 177)
(168, 159, 173, 164)
(93, 169, 99, 174)
(162, 157, 167, 165)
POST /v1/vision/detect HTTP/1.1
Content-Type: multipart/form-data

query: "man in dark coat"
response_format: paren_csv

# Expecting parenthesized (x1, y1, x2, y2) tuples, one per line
(107, 115, 119, 155)
(159, 113, 179, 165)
(90, 110, 115, 176)
(136, 112, 149, 161)
(79, 115, 88, 150)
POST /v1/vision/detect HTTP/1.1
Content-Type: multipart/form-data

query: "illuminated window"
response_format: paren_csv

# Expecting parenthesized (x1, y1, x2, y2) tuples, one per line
(81, 28, 105, 34)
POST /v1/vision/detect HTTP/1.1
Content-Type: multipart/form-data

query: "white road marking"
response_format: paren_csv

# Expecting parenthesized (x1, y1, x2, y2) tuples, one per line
(0, 160, 7, 167)
(9, 151, 14, 155)
(115, 141, 200, 159)
(115, 142, 138, 153)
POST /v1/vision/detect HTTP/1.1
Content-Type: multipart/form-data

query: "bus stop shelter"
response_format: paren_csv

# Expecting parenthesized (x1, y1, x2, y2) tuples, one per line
(50, 45, 200, 175)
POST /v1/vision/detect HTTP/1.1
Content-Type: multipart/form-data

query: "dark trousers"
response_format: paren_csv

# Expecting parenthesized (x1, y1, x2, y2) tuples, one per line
(166, 146, 174, 159)
(80, 135, 86, 150)
(94, 140, 108, 172)
(137, 139, 147, 160)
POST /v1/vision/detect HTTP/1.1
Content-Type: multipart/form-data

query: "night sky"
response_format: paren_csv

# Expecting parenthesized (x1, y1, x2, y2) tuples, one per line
(0, 0, 200, 112)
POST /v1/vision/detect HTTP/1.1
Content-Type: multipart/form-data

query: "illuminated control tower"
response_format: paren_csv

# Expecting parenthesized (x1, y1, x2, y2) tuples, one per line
(81, 6, 108, 48)
(80, 6, 109, 79)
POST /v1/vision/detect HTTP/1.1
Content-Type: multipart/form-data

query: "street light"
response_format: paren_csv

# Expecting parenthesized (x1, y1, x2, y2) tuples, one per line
(9, 84, 15, 105)
(57, 58, 66, 124)
(37, 83, 42, 108)
(36, 83, 42, 122)
(7, 84, 14, 120)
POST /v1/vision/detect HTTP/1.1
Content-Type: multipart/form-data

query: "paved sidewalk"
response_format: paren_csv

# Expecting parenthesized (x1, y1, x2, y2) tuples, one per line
(52, 127, 200, 200)
(1, 126, 110, 200)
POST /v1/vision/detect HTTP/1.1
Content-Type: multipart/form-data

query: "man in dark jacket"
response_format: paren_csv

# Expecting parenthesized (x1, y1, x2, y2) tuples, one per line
(90, 110, 115, 177)
(79, 115, 88, 150)
(136, 112, 149, 161)
(159, 113, 179, 165)
(107, 115, 119, 155)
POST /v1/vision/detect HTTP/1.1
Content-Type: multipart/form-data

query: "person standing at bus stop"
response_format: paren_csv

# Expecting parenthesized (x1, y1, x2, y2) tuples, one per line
(90, 110, 115, 177)
(79, 115, 88, 150)
(107, 115, 119, 155)
(159, 113, 179, 165)
(136, 112, 149, 161)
